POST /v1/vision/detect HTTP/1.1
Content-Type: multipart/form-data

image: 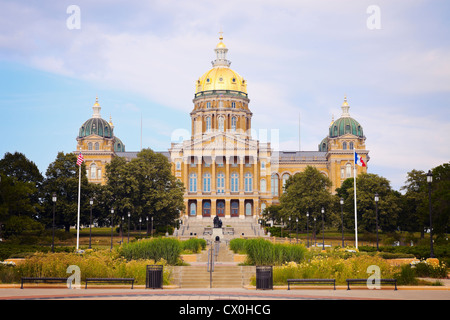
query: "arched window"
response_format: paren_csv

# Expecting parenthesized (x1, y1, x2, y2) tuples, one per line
(88, 142, 93, 150)
(90, 163, 97, 179)
(282, 173, 290, 192)
(94, 142, 99, 151)
(176, 161, 181, 170)
(260, 179, 266, 192)
(231, 117, 237, 131)
(231, 102, 236, 109)
(245, 202, 252, 216)
(346, 163, 352, 178)
(203, 173, 211, 192)
(244, 173, 252, 192)
(217, 172, 225, 194)
(206, 117, 211, 132)
(271, 174, 279, 196)
(231, 173, 239, 192)
(349, 142, 354, 150)
(190, 202, 197, 216)
(97, 168, 102, 180)
(218, 116, 225, 132)
(189, 173, 197, 192)
(206, 102, 211, 109)
(343, 142, 347, 150)
(261, 203, 266, 215)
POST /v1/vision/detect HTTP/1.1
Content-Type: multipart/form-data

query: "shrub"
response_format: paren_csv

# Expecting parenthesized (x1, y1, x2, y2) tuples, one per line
(4, 250, 171, 285)
(229, 238, 247, 254)
(182, 238, 207, 253)
(230, 238, 307, 266)
(395, 264, 418, 286)
(117, 238, 182, 265)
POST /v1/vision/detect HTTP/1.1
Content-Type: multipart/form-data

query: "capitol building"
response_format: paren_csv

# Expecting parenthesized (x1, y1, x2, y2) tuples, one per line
(75, 35, 369, 220)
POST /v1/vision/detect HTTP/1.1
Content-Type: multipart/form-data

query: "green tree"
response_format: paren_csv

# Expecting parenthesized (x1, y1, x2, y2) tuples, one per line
(430, 163, 450, 239)
(279, 166, 333, 229)
(105, 149, 185, 232)
(399, 169, 428, 235)
(337, 173, 401, 233)
(0, 152, 43, 239)
(41, 152, 91, 232)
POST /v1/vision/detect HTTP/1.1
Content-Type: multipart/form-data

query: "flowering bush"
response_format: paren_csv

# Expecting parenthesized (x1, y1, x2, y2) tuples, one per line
(272, 255, 399, 285)
(410, 258, 447, 278)
(1, 250, 171, 285)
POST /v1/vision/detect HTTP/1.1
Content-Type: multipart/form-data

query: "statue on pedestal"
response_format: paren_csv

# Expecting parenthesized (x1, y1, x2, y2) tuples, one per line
(213, 215, 222, 228)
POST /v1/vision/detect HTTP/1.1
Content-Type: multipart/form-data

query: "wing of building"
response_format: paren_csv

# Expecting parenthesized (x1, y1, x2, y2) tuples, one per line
(75, 35, 369, 219)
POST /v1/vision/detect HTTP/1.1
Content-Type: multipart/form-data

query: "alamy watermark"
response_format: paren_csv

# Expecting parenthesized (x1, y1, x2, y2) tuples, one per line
(367, 5, 381, 30)
(66, 5, 81, 30)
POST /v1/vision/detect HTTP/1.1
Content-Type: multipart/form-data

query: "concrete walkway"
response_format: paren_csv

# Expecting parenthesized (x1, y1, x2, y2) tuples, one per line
(0, 285, 448, 300)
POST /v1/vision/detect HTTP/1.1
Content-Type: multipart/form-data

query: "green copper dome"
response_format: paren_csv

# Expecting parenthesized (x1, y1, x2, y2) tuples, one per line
(329, 117, 363, 138)
(329, 97, 364, 138)
(78, 97, 114, 139)
(318, 137, 328, 152)
(114, 137, 125, 152)
(79, 117, 113, 138)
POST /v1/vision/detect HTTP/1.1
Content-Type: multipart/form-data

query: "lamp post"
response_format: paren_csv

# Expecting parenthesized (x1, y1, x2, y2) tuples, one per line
(374, 193, 380, 251)
(340, 198, 344, 248)
(427, 170, 434, 258)
(280, 218, 283, 239)
(127, 212, 131, 243)
(52, 193, 57, 253)
(151, 216, 154, 237)
(321, 207, 325, 250)
(121, 216, 124, 244)
(110, 208, 114, 251)
(296, 217, 299, 244)
(288, 216, 291, 243)
(313, 217, 317, 247)
(89, 198, 93, 249)
(146, 216, 149, 237)
(139, 217, 142, 238)
(306, 212, 309, 248)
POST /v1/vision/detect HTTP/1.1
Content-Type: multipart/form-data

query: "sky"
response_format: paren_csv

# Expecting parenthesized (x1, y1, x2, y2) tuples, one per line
(0, 0, 449, 192)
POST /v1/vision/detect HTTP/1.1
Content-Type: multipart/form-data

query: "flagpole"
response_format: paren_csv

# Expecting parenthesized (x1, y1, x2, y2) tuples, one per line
(76, 163, 81, 252)
(353, 149, 358, 249)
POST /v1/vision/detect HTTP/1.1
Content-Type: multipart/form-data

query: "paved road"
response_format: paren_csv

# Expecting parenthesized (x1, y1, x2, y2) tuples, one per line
(0, 286, 448, 300)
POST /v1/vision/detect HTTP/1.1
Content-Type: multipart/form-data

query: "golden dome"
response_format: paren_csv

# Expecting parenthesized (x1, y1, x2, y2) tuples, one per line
(216, 41, 226, 48)
(195, 33, 247, 94)
(196, 67, 247, 94)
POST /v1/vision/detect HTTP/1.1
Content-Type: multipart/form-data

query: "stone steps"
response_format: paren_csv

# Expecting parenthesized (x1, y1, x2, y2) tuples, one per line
(170, 243, 255, 288)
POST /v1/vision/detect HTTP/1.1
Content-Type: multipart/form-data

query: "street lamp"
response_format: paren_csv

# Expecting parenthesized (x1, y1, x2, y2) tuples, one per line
(52, 193, 57, 253)
(89, 198, 93, 249)
(374, 193, 380, 251)
(340, 198, 344, 248)
(151, 216, 154, 237)
(313, 217, 317, 247)
(146, 216, 149, 237)
(110, 208, 114, 251)
(306, 212, 309, 248)
(427, 170, 434, 258)
(280, 218, 283, 239)
(127, 212, 131, 243)
(139, 217, 142, 238)
(296, 217, 299, 244)
(321, 207, 325, 250)
(288, 216, 291, 243)
(121, 216, 124, 244)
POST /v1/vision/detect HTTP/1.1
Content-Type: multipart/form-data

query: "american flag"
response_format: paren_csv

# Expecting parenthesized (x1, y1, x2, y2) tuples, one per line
(76, 152, 84, 166)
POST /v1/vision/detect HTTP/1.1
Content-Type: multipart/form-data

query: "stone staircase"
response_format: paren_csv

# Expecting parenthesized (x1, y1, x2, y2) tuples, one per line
(170, 242, 255, 288)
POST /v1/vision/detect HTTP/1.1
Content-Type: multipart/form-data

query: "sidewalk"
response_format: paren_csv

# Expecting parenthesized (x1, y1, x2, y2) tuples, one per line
(0, 285, 448, 300)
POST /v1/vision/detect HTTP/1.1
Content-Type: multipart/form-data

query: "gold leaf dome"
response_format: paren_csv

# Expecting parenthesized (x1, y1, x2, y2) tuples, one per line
(195, 33, 247, 95)
(196, 67, 247, 94)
